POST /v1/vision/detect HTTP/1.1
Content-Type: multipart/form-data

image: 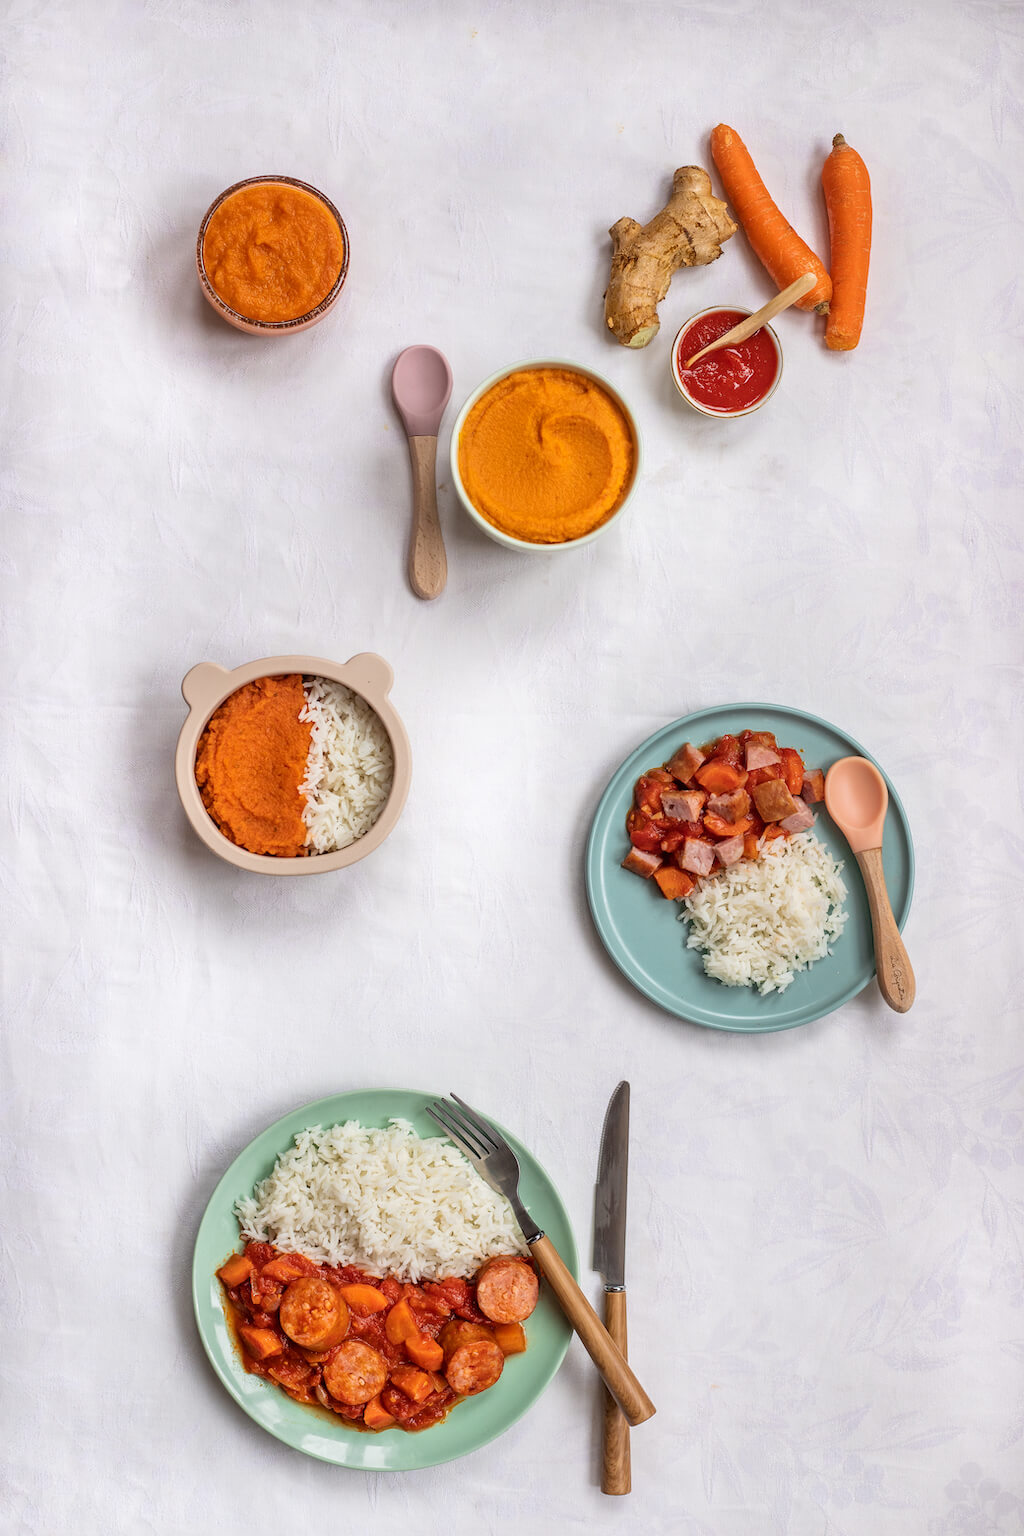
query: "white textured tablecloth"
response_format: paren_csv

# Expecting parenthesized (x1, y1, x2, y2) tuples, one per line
(3, 3, 1023, 1531)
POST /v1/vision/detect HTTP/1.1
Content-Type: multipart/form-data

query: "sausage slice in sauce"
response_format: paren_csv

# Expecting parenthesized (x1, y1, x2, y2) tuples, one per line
(445, 1338, 504, 1397)
(322, 1340, 388, 1405)
(278, 1277, 350, 1351)
(475, 1258, 539, 1324)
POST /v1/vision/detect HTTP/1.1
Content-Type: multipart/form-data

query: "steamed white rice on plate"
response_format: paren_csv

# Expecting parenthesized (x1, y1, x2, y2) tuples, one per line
(680, 829, 848, 995)
(300, 677, 394, 853)
(236, 1119, 527, 1282)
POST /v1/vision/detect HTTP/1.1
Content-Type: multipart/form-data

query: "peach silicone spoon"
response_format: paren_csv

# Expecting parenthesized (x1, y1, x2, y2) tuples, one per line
(825, 757, 915, 1013)
(391, 345, 453, 601)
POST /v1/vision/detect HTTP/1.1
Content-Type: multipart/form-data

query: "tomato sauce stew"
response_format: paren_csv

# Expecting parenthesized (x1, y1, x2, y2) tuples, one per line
(218, 1242, 538, 1433)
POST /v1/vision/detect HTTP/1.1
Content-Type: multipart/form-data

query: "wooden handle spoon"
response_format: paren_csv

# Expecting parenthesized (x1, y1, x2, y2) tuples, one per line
(683, 271, 817, 368)
(391, 345, 453, 600)
(825, 756, 916, 1013)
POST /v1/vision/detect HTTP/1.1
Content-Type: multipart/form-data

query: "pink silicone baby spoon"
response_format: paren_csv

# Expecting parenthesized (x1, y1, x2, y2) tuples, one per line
(391, 345, 453, 600)
(825, 756, 915, 1013)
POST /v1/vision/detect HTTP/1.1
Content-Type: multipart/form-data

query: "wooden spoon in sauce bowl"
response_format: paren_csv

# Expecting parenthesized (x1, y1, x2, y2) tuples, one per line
(392, 345, 453, 600)
(825, 756, 916, 1013)
(684, 272, 817, 367)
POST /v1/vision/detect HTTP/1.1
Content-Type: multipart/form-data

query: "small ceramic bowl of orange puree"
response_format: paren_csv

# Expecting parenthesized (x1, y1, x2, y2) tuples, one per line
(196, 176, 349, 334)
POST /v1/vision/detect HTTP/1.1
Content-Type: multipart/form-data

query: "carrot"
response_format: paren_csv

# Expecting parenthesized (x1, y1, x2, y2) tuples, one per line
(384, 1298, 418, 1346)
(694, 759, 747, 795)
(405, 1332, 444, 1371)
(653, 866, 694, 901)
(709, 124, 831, 312)
(362, 1395, 396, 1430)
(703, 814, 754, 839)
(493, 1322, 527, 1356)
(216, 1253, 253, 1288)
(339, 1283, 390, 1315)
(821, 133, 871, 350)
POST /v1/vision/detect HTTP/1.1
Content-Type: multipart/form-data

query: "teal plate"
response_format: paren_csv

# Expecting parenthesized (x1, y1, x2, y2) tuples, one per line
(193, 1089, 578, 1469)
(586, 704, 914, 1032)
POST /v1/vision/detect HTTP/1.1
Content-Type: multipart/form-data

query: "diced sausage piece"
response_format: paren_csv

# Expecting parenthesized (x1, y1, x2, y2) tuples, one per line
(216, 1253, 253, 1288)
(445, 1338, 505, 1397)
(780, 797, 815, 834)
(665, 742, 705, 783)
(475, 1258, 540, 1324)
(439, 1319, 495, 1359)
(714, 834, 745, 867)
(238, 1325, 284, 1361)
(745, 741, 781, 771)
(751, 779, 799, 823)
(622, 847, 662, 879)
(654, 866, 694, 900)
(322, 1341, 388, 1405)
(680, 838, 716, 877)
(661, 790, 706, 822)
(279, 1277, 350, 1351)
(706, 789, 751, 823)
(493, 1322, 527, 1356)
(802, 769, 825, 804)
(362, 1394, 396, 1431)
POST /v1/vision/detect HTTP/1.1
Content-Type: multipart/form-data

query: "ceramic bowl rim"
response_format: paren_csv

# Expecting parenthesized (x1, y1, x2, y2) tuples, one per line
(195, 175, 350, 333)
(448, 357, 643, 552)
(670, 306, 784, 418)
(174, 653, 410, 875)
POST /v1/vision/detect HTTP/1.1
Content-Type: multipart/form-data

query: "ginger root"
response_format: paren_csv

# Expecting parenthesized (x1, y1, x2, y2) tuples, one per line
(604, 167, 737, 348)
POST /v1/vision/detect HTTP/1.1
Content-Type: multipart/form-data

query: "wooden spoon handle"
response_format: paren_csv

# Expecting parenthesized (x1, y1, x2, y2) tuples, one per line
(407, 435, 447, 600)
(529, 1234, 655, 1427)
(855, 847, 916, 1012)
(685, 271, 817, 367)
(601, 1288, 631, 1494)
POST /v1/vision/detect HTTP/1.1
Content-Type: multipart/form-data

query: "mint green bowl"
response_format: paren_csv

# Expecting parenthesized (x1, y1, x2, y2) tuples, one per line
(586, 704, 914, 1032)
(192, 1089, 577, 1469)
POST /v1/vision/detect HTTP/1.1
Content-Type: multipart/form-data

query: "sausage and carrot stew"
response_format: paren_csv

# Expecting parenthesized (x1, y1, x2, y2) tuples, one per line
(622, 728, 826, 900)
(217, 1242, 539, 1433)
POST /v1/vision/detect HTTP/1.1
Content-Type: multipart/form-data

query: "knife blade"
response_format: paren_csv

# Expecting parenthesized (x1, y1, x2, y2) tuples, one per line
(594, 1080, 629, 1289)
(594, 1081, 631, 1495)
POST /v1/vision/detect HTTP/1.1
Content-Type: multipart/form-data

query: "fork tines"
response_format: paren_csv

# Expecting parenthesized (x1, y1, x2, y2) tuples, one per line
(426, 1094, 500, 1160)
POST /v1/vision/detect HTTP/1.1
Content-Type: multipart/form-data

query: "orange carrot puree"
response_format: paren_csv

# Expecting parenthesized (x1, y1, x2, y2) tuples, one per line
(195, 675, 311, 857)
(202, 182, 344, 323)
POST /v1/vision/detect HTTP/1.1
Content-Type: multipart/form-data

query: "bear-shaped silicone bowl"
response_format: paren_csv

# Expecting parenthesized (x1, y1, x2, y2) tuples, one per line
(175, 653, 411, 875)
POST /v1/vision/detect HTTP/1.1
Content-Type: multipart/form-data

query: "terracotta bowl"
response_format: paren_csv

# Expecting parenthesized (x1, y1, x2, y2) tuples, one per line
(175, 653, 411, 875)
(195, 175, 350, 336)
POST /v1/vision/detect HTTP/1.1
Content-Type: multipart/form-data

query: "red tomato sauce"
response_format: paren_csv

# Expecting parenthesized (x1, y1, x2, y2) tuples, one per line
(676, 309, 779, 413)
(218, 1241, 534, 1434)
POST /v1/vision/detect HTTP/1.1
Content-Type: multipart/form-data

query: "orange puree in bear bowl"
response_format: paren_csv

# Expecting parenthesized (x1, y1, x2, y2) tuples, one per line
(197, 176, 349, 333)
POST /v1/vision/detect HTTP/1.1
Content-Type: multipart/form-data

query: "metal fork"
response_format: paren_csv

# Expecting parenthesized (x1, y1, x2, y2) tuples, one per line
(427, 1094, 656, 1427)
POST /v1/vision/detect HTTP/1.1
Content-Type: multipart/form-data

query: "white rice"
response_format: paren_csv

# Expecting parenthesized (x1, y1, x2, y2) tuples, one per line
(680, 828, 848, 995)
(299, 677, 394, 853)
(236, 1118, 527, 1281)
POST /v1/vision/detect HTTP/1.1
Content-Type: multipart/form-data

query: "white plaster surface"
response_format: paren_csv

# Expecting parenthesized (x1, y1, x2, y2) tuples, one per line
(2, 2, 1023, 1532)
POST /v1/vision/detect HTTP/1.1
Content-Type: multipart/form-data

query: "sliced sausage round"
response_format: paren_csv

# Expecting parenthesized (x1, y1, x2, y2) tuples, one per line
(322, 1340, 388, 1405)
(438, 1319, 493, 1359)
(278, 1277, 350, 1350)
(475, 1258, 539, 1324)
(445, 1338, 504, 1397)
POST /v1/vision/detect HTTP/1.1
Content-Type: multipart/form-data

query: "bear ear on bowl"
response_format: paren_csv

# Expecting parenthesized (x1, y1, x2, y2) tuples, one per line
(339, 652, 394, 702)
(182, 662, 231, 710)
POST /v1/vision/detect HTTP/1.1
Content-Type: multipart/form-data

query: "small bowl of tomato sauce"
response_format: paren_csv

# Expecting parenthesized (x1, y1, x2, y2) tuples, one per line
(196, 175, 349, 335)
(671, 306, 782, 418)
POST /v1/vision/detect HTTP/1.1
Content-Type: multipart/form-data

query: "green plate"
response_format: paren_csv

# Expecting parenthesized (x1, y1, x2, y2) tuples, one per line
(192, 1089, 578, 1469)
(586, 704, 914, 1032)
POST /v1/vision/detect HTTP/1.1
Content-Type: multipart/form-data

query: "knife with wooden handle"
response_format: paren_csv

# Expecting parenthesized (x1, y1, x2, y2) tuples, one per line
(594, 1081, 631, 1494)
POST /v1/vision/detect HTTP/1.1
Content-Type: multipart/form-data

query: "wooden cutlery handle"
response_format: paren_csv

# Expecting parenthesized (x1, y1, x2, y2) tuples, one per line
(529, 1234, 655, 1427)
(601, 1288, 631, 1494)
(855, 847, 915, 1013)
(407, 435, 447, 600)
